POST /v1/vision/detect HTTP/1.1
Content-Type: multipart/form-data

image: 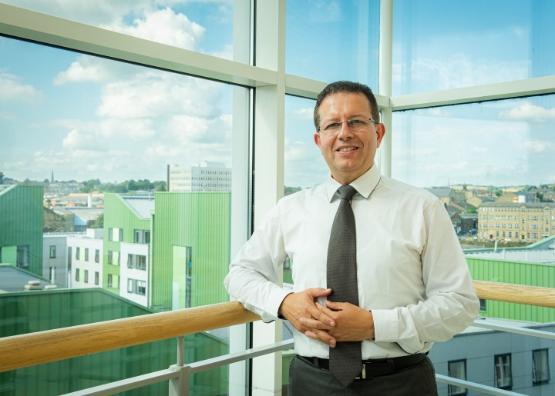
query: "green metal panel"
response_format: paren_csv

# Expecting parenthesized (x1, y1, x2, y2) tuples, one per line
(467, 257, 555, 322)
(152, 192, 230, 311)
(0, 185, 43, 276)
(0, 288, 228, 395)
(102, 194, 150, 293)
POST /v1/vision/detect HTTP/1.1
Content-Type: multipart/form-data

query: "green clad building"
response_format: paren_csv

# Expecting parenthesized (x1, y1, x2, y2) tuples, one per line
(152, 192, 230, 311)
(103, 194, 152, 295)
(0, 288, 227, 395)
(103, 192, 230, 312)
(467, 248, 555, 322)
(0, 184, 43, 276)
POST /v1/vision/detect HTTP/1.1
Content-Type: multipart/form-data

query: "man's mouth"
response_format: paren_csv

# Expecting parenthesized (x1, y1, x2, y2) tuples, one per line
(335, 146, 358, 152)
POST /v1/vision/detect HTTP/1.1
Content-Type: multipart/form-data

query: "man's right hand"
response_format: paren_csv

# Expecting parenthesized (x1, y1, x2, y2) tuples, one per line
(278, 288, 336, 345)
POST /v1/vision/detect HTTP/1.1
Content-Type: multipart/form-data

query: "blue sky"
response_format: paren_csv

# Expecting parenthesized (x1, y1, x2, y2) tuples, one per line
(1, 0, 554, 187)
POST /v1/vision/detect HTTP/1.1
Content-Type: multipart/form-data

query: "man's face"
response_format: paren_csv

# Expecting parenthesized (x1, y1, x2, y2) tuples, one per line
(314, 92, 386, 184)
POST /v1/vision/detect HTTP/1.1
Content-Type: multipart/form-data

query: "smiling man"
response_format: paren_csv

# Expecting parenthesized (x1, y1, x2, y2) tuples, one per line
(225, 81, 479, 395)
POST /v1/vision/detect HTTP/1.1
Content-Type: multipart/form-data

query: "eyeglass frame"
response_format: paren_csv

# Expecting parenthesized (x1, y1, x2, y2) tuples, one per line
(317, 117, 379, 134)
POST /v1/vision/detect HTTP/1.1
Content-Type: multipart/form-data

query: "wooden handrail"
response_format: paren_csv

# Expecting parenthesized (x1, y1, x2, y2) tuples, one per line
(473, 280, 555, 308)
(1, 281, 555, 373)
(0, 301, 259, 373)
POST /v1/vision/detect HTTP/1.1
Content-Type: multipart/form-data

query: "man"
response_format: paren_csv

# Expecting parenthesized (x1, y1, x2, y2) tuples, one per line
(225, 81, 479, 395)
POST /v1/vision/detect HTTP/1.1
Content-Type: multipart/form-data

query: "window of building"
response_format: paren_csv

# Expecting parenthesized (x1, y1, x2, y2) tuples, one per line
(133, 229, 150, 244)
(107, 250, 113, 265)
(75, 268, 80, 282)
(49, 245, 56, 259)
(448, 359, 467, 396)
(84, 248, 89, 261)
(49, 266, 55, 283)
(16, 245, 29, 268)
(95, 249, 99, 263)
(84, 269, 89, 284)
(94, 271, 99, 286)
(128, 279, 147, 296)
(532, 349, 550, 385)
(494, 353, 513, 390)
(479, 299, 487, 311)
(185, 246, 193, 308)
(75, 247, 80, 260)
(127, 254, 147, 271)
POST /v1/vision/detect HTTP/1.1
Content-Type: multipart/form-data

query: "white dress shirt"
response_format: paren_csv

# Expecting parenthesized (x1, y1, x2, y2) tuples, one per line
(224, 165, 479, 359)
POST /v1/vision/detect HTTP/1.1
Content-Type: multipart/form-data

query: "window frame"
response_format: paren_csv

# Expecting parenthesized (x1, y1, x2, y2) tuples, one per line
(532, 348, 550, 385)
(448, 359, 468, 396)
(494, 353, 513, 390)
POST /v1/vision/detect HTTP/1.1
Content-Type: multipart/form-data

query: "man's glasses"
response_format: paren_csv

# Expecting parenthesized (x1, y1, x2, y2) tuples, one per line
(318, 118, 378, 135)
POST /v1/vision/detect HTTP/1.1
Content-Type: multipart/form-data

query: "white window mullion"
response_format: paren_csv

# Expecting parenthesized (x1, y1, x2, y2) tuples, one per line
(251, 1, 286, 395)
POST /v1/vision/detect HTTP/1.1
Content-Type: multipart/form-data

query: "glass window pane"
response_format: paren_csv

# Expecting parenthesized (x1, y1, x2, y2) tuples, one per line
(0, 35, 249, 393)
(286, 0, 380, 87)
(393, 0, 555, 94)
(2, 0, 240, 62)
(392, 96, 555, 246)
(284, 95, 327, 193)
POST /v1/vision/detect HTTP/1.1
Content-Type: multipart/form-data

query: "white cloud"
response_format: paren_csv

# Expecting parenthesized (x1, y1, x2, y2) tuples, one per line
(106, 7, 204, 49)
(54, 56, 119, 85)
(0, 72, 41, 102)
(2, 0, 168, 25)
(524, 140, 555, 153)
(62, 129, 101, 151)
(97, 71, 221, 119)
(500, 102, 555, 122)
(294, 107, 314, 120)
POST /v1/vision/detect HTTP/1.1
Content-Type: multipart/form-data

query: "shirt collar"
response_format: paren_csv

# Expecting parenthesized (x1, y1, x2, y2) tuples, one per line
(325, 165, 381, 202)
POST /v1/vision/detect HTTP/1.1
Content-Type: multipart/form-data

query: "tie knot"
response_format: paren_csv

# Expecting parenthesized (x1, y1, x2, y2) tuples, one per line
(336, 185, 357, 201)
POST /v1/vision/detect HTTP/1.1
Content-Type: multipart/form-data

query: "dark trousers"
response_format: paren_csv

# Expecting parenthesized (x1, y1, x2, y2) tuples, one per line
(288, 355, 438, 396)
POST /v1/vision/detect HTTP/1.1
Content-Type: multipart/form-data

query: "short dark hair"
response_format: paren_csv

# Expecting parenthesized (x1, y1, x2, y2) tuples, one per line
(313, 81, 379, 129)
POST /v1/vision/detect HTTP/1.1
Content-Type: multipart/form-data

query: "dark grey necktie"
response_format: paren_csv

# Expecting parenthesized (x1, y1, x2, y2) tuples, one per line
(327, 184, 362, 387)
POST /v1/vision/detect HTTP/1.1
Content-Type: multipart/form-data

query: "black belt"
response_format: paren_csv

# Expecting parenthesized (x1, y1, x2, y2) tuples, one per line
(297, 353, 427, 380)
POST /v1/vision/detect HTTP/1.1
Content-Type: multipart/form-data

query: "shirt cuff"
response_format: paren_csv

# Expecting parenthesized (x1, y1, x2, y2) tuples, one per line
(371, 308, 400, 342)
(248, 286, 293, 323)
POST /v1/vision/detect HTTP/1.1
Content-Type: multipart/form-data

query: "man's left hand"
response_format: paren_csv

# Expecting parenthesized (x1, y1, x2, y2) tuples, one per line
(300, 301, 374, 344)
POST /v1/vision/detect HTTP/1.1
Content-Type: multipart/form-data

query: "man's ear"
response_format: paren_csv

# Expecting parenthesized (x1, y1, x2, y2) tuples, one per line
(313, 131, 321, 148)
(376, 123, 386, 148)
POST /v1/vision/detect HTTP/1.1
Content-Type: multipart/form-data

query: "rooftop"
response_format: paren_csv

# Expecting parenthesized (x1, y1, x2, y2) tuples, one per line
(121, 196, 154, 219)
(0, 265, 54, 293)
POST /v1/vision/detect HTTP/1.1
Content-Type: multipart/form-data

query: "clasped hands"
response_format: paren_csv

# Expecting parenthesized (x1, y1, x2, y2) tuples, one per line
(278, 288, 374, 347)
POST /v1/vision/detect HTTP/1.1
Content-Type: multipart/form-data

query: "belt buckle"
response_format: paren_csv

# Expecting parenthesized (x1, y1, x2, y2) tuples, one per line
(355, 363, 367, 380)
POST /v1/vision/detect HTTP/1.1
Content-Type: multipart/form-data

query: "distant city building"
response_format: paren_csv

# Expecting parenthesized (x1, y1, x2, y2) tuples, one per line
(43, 234, 68, 287)
(53, 207, 103, 231)
(167, 162, 231, 192)
(0, 184, 43, 276)
(103, 191, 230, 311)
(478, 202, 555, 242)
(67, 229, 104, 289)
(44, 181, 83, 195)
(103, 194, 153, 306)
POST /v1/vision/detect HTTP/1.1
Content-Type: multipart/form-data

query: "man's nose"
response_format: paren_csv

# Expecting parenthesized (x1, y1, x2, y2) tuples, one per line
(337, 121, 354, 139)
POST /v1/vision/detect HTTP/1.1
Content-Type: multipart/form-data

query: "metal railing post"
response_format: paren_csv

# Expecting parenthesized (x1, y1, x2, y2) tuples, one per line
(169, 336, 189, 396)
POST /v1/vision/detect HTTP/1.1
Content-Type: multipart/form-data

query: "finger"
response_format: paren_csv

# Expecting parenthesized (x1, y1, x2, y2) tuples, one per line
(305, 330, 336, 347)
(307, 304, 335, 326)
(325, 300, 345, 311)
(299, 317, 333, 330)
(306, 288, 332, 298)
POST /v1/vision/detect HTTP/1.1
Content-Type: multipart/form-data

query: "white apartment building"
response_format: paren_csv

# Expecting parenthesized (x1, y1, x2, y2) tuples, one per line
(167, 161, 231, 192)
(119, 241, 149, 307)
(67, 228, 103, 289)
(43, 234, 68, 287)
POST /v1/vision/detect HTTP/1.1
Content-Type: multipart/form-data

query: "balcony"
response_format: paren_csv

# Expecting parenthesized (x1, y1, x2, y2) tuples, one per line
(1, 281, 554, 395)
